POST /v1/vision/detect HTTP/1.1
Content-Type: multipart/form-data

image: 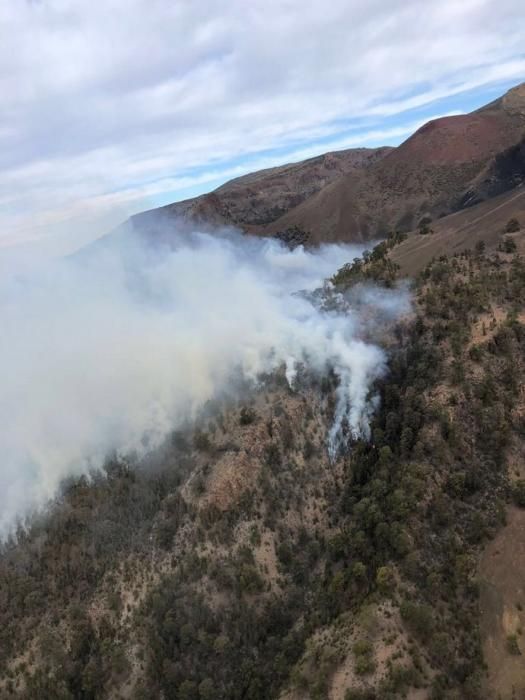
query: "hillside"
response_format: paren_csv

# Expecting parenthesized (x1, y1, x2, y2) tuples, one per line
(389, 183, 525, 276)
(3, 83, 525, 700)
(132, 147, 392, 234)
(128, 83, 525, 246)
(1, 222, 525, 699)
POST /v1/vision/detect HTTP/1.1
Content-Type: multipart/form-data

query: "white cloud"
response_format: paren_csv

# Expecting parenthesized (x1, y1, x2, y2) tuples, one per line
(1, 0, 524, 252)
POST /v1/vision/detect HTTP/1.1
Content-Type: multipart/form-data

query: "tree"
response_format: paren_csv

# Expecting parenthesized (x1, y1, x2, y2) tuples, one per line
(475, 240, 486, 255)
(500, 236, 517, 253)
(353, 640, 375, 676)
(512, 480, 525, 508)
(193, 430, 211, 451)
(506, 634, 521, 655)
(239, 406, 256, 425)
(376, 565, 395, 594)
(418, 220, 433, 235)
(178, 680, 198, 700)
(400, 601, 434, 640)
(198, 677, 215, 700)
(505, 218, 520, 233)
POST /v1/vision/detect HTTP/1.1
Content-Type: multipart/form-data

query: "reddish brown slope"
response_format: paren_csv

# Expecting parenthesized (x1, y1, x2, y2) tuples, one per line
(263, 83, 525, 243)
(128, 82, 525, 246)
(384, 112, 511, 166)
(133, 147, 391, 233)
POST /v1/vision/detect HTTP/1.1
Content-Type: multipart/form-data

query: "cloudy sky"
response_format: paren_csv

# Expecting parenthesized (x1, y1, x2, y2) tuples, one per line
(2, 0, 525, 256)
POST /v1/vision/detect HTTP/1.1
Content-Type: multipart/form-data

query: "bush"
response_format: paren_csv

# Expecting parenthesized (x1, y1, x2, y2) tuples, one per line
(512, 480, 525, 507)
(500, 236, 517, 253)
(345, 689, 375, 700)
(506, 634, 521, 655)
(400, 601, 434, 640)
(198, 677, 215, 699)
(239, 406, 256, 426)
(505, 218, 520, 233)
(354, 655, 376, 676)
(419, 223, 433, 235)
(469, 344, 483, 362)
(353, 640, 373, 657)
(237, 563, 264, 593)
(353, 639, 375, 676)
(375, 566, 395, 594)
(264, 443, 281, 470)
(475, 240, 486, 255)
(193, 430, 211, 451)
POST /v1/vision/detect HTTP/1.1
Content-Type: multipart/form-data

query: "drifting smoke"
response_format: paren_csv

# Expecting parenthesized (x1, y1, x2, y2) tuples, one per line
(0, 223, 409, 533)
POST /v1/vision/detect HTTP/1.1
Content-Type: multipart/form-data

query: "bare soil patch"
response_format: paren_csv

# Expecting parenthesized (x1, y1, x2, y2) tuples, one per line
(479, 506, 525, 699)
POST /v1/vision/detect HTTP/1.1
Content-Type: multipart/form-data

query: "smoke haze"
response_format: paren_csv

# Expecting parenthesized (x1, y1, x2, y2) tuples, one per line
(0, 225, 409, 533)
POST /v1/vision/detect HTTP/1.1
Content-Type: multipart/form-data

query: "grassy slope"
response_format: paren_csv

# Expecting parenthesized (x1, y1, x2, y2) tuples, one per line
(390, 185, 525, 277)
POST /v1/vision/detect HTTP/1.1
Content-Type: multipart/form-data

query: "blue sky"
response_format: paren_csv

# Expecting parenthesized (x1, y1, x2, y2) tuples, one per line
(1, 1, 524, 256)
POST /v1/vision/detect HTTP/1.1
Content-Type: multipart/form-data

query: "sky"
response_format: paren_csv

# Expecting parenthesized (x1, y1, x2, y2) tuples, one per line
(1, 0, 525, 257)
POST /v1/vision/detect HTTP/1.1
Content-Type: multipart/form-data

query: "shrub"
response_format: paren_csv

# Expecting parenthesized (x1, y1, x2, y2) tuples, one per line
(264, 443, 281, 470)
(353, 640, 375, 676)
(400, 601, 434, 640)
(418, 219, 433, 235)
(418, 216, 433, 235)
(375, 566, 396, 594)
(506, 634, 521, 655)
(505, 218, 520, 233)
(345, 689, 375, 700)
(469, 344, 483, 362)
(353, 640, 373, 657)
(475, 240, 486, 255)
(198, 677, 215, 699)
(512, 480, 525, 507)
(500, 236, 517, 253)
(354, 654, 376, 676)
(239, 406, 256, 426)
(193, 430, 211, 452)
(237, 563, 264, 593)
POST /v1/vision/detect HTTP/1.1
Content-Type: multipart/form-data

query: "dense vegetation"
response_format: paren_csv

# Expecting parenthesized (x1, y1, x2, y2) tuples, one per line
(1, 235, 524, 699)
(331, 231, 406, 288)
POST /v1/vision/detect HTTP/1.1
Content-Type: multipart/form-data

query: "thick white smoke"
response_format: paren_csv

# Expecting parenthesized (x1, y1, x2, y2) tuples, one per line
(0, 225, 408, 533)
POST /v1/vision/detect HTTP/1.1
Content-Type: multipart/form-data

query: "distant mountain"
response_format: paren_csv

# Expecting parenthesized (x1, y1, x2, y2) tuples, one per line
(127, 83, 525, 245)
(130, 146, 392, 237)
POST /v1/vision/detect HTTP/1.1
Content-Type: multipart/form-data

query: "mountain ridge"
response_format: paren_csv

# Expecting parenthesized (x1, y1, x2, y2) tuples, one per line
(126, 82, 525, 247)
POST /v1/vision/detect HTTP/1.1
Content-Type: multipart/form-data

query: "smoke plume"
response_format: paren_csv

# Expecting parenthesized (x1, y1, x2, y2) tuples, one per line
(0, 224, 409, 533)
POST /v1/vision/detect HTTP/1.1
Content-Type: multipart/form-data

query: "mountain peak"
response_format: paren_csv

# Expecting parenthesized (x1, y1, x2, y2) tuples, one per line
(502, 80, 525, 111)
(477, 80, 525, 115)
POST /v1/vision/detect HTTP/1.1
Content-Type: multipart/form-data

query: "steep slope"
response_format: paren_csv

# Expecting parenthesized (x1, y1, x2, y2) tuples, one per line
(127, 83, 525, 247)
(2, 236, 525, 699)
(461, 134, 525, 207)
(4, 84, 525, 700)
(132, 147, 391, 233)
(390, 184, 525, 275)
(262, 83, 525, 242)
